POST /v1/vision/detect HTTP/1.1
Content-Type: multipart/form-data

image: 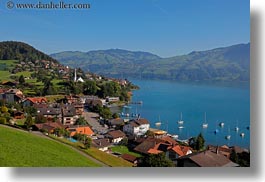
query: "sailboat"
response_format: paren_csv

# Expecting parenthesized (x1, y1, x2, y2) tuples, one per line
(155, 115, 162, 128)
(219, 122, 225, 128)
(240, 132, 245, 137)
(235, 120, 239, 132)
(177, 112, 184, 125)
(225, 126, 231, 140)
(202, 112, 208, 128)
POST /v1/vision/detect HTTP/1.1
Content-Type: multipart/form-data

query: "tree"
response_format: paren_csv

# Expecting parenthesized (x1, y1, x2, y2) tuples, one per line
(18, 75, 25, 85)
(24, 115, 34, 130)
(84, 137, 92, 149)
(75, 117, 87, 126)
(83, 80, 98, 95)
(139, 153, 174, 167)
(35, 114, 47, 124)
(195, 133, 205, 151)
(112, 113, 119, 119)
(1, 106, 8, 113)
(0, 117, 6, 124)
(24, 106, 37, 116)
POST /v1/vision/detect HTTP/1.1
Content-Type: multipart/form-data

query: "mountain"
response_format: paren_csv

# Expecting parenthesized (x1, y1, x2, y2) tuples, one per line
(0, 41, 58, 64)
(53, 43, 250, 82)
(51, 49, 160, 76)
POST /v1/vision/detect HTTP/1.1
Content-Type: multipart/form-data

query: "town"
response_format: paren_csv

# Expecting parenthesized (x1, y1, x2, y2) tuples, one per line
(0, 41, 250, 167)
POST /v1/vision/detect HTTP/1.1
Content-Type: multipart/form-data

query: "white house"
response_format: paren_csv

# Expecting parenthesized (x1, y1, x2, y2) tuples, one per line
(123, 118, 150, 137)
(106, 130, 126, 144)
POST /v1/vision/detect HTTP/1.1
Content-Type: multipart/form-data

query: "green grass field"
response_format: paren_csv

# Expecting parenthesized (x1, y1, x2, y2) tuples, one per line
(0, 125, 101, 167)
(85, 148, 133, 167)
(110, 146, 142, 158)
(49, 135, 133, 167)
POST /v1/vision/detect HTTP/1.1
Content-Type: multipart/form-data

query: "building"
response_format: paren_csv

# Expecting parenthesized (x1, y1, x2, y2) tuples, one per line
(0, 89, 24, 104)
(36, 107, 62, 122)
(62, 105, 78, 125)
(177, 150, 239, 167)
(105, 130, 126, 144)
(67, 125, 94, 137)
(23, 97, 47, 107)
(123, 118, 150, 137)
(92, 138, 111, 151)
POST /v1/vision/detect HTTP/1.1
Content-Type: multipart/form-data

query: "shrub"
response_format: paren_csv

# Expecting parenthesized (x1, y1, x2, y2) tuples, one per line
(0, 117, 7, 124)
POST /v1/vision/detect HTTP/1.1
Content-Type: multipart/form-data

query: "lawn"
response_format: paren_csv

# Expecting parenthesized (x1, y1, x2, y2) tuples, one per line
(85, 147, 133, 167)
(110, 145, 142, 158)
(49, 135, 133, 167)
(0, 71, 11, 81)
(0, 125, 101, 167)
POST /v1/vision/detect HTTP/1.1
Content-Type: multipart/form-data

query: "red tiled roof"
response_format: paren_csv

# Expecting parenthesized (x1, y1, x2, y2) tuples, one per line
(27, 97, 47, 104)
(148, 148, 163, 154)
(161, 136, 178, 146)
(171, 145, 192, 157)
(69, 126, 94, 137)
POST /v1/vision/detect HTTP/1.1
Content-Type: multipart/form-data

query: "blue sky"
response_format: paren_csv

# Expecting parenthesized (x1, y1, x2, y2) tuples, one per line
(0, 0, 249, 57)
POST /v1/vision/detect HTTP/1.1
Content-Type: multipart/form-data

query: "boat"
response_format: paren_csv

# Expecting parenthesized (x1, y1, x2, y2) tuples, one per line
(225, 135, 231, 140)
(178, 126, 184, 129)
(234, 120, 239, 132)
(219, 122, 225, 127)
(155, 115, 162, 128)
(214, 129, 219, 134)
(202, 112, 208, 128)
(225, 127, 231, 140)
(240, 132, 245, 137)
(123, 105, 132, 109)
(172, 135, 179, 140)
(177, 112, 184, 125)
(246, 126, 250, 130)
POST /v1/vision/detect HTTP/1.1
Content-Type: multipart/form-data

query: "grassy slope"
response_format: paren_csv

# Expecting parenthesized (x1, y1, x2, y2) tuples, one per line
(85, 148, 133, 167)
(49, 135, 133, 167)
(111, 146, 142, 157)
(0, 125, 101, 167)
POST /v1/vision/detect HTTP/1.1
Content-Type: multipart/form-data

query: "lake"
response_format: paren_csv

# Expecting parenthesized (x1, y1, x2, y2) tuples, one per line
(123, 79, 250, 149)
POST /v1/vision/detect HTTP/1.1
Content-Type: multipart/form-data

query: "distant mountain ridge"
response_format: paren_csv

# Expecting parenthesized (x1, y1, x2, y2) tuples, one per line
(52, 43, 250, 82)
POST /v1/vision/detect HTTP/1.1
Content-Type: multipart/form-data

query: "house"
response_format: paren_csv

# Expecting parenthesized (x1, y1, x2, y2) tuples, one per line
(36, 107, 62, 122)
(34, 121, 65, 134)
(123, 118, 150, 137)
(92, 138, 111, 151)
(108, 118, 124, 129)
(0, 89, 24, 104)
(120, 154, 138, 165)
(134, 137, 163, 155)
(106, 97, 120, 102)
(67, 125, 94, 137)
(13, 111, 25, 119)
(207, 145, 231, 158)
(169, 145, 193, 160)
(62, 105, 78, 125)
(177, 150, 239, 167)
(105, 130, 126, 144)
(65, 95, 80, 104)
(83, 96, 104, 107)
(1, 81, 17, 87)
(23, 97, 47, 107)
(73, 103, 84, 115)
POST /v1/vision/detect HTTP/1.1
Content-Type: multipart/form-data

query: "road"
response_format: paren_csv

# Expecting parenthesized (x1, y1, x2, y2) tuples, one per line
(82, 112, 108, 134)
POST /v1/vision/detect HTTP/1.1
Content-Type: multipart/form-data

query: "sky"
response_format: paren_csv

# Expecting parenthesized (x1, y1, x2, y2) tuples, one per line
(0, 0, 250, 57)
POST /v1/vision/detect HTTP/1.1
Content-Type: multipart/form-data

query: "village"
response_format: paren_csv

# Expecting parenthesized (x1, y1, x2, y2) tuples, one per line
(0, 85, 250, 167)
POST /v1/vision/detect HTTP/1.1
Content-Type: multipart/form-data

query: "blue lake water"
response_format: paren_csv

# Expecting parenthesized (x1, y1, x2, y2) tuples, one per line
(124, 79, 250, 149)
